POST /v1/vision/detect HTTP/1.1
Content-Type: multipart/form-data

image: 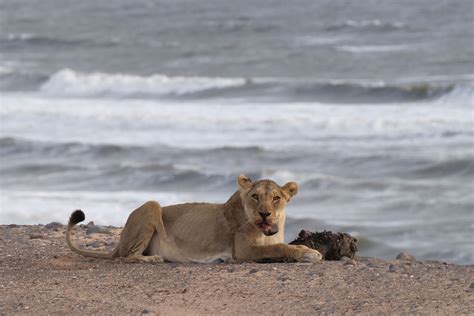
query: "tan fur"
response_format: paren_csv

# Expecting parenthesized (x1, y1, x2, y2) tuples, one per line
(66, 175, 322, 263)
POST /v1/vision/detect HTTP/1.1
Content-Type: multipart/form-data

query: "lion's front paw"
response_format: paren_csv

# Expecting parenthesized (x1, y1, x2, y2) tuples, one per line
(298, 248, 323, 263)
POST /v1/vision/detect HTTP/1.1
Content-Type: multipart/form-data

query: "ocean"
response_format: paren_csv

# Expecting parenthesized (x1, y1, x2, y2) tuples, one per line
(0, 0, 473, 264)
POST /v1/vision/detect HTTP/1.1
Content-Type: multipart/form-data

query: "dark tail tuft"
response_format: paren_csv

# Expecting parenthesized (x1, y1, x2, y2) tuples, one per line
(69, 210, 85, 225)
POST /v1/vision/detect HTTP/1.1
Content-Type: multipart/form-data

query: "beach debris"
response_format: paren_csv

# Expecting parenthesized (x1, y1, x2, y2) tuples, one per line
(29, 233, 44, 239)
(86, 225, 111, 235)
(290, 230, 358, 260)
(45, 222, 63, 230)
(396, 252, 416, 261)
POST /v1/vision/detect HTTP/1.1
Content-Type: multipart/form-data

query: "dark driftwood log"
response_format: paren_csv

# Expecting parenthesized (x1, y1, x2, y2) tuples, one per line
(258, 229, 358, 263)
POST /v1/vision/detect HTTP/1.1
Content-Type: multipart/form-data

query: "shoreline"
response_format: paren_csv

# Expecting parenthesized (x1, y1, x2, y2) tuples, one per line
(1, 224, 473, 315)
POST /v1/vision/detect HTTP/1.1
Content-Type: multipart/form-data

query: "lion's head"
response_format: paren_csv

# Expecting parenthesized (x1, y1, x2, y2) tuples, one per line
(237, 174, 298, 236)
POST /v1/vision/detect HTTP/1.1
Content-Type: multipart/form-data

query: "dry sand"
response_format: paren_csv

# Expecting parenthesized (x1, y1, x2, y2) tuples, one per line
(1, 223, 473, 315)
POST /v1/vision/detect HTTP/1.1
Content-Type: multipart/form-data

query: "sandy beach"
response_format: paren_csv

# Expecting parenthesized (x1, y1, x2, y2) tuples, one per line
(1, 223, 472, 315)
(1, 1, 473, 315)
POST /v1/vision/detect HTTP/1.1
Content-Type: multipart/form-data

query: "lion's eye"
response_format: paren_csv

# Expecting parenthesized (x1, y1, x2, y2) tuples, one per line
(252, 194, 259, 201)
(273, 196, 281, 202)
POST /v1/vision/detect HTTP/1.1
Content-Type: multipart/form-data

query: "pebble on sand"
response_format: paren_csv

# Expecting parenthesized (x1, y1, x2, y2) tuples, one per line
(86, 226, 111, 235)
(342, 258, 357, 266)
(388, 264, 398, 272)
(45, 222, 63, 230)
(396, 252, 416, 261)
(86, 240, 107, 248)
(29, 233, 44, 239)
(366, 262, 382, 269)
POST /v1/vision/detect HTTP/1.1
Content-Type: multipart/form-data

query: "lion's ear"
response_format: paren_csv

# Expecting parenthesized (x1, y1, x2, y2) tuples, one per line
(238, 174, 253, 190)
(282, 182, 298, 200)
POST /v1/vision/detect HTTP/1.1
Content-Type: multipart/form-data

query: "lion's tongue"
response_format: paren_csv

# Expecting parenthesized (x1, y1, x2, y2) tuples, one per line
(264, 224, 279, 236)
(257, 222, 278, 236)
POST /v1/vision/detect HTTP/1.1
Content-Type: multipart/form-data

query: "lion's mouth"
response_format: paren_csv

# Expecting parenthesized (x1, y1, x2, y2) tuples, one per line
(256, 220, 279, 236)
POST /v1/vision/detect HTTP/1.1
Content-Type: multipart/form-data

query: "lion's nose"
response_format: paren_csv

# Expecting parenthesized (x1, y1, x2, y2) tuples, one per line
(259, 211, 271, 219)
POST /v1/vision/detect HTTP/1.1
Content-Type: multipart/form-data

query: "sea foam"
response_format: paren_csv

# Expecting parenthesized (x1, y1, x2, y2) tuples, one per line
(37, 68, 472, 103)
(40, 69, 247, 98)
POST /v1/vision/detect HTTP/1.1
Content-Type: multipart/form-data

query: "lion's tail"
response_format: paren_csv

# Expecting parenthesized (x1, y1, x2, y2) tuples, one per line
(66, 210, 118, 259)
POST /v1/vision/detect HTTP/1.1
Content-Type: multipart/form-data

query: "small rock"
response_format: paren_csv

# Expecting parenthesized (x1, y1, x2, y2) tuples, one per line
(8, 224, 19, 228)
(396, 252, 416, 261)
(249, 268, 259, 274)
(29, 233, 44, 239)
(86, 226, 111, 235)
(366, 262, 382, 269)
(86, 240, 106, 248)
(141, 309, 150, 314)
(106, 241, 118, 250)
(388, 264, 398, 272)
(469, 283, 474, 290)
(86, 221, 95, 228)
(45, 222, 63, 230)
(343, 259, 357, 266)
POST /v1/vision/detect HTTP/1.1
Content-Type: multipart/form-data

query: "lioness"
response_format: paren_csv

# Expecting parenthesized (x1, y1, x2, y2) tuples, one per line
(66, 175, 322, 263)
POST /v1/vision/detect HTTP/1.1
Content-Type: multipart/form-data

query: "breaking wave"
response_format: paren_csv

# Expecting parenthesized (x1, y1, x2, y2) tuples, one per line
(434, 85, 474, 105)
(36, 69, 474, 104)
(337, 44, 413, 53)
(325, 19, 406, 32)
(40, 69, 248, 98)
(1, 33, 118, 48)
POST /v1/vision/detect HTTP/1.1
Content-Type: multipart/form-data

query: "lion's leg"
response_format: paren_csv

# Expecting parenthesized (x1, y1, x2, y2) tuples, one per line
(118, 201, 166, 263)
(235, 242, 322, 263)
(125, 254, 164, 263)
